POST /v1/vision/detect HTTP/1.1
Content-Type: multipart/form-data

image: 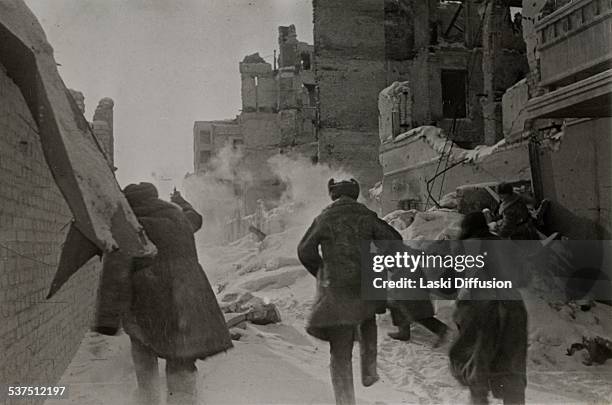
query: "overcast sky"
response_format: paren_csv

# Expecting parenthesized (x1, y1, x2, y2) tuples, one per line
(23, 0, 313, 188)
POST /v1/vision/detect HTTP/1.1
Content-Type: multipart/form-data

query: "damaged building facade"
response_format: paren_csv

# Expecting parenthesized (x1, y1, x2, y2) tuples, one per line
(355, 0, 611, 240)
(375, 0, 530, 213)
(313, 0, 527, 192)
(525, 0, 612, 239)
(191, 25, 317, 216)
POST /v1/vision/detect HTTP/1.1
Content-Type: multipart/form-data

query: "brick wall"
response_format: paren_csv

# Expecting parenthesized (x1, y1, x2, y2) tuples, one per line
(314, 0, 386, 191)
(0, 63, 101, 404)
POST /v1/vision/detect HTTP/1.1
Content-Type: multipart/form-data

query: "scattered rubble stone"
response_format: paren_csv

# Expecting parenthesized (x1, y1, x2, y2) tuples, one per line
(229, 328, 244, 341)
(247, 303, 282, 325)
(566, 336, 612, 366)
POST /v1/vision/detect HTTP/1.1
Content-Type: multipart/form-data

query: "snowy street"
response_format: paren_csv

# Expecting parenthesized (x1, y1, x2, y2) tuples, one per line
(46, 224, 612, 405)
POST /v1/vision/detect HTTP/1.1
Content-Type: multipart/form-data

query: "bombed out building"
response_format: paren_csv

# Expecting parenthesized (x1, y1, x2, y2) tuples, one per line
(315, 0, 611, 240)
(190, 25, 317, 217)
(313, 0, 527, 192)
(208, 0, 610, 243)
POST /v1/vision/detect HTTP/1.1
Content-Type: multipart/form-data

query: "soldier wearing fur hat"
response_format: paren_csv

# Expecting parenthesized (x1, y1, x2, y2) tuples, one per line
(94, 182, 232, 405)
(298, 178, 403, 405)
(493, 182, 537, 240)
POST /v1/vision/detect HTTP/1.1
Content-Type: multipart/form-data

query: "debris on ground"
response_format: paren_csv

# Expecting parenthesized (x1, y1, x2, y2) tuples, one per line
(566, 336, 612, 366)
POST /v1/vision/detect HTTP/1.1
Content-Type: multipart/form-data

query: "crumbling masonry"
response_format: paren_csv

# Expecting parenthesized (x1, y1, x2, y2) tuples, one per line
(192, 25, 316, 215)
(313, 0, 528, 193)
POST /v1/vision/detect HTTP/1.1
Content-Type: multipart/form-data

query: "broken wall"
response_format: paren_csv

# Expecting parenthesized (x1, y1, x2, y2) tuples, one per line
(0, 63, 101, 401)
(482, 0, 529, 144)
(238, 112, 284, 212)
(92, 98, 114, 166)
(382, 1, 491, 148)
(378, 81, 412, 142)
(379, 134, 531, 214)
(314, 0, 386, 190)
(538, 118, 612, 239)
(502, 78, 530, 140)
(521, 0, 549, 95)
(384, 0, 414, 61)
(240, 58, 277, 113)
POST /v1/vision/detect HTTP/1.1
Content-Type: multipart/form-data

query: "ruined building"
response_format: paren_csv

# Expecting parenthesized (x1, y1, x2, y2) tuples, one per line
(313, 0, 527, 192)
(69, 90, 115, 167)
(92, 98, 115, 167)
(373, 0, 529, 211)
(376, 0, 611, 240)
(191, 25, 316, 215)
(0, 8, 114, 400)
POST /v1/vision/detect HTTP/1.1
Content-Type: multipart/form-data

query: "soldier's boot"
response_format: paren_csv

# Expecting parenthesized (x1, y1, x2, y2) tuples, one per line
(166, 359, 197, 405)
(329, 326, 357, 405)
(418, 317, 449, 348)
(130, 338, 161, 405)
(387, 324, 411, 341)
(469, 385, 490, 405)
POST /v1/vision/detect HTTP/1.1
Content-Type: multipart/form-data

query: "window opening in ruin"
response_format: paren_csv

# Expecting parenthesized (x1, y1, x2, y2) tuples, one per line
(232, 138, 244, 150)
(300, 52, 311, 70)
(441, 69, 467, 119)
(254, 76, 259, 111)
(392, 90, 411, 138)
(199, 150, 211, 164)
(399, 90, 410, 129)
(511, 7, 523, 33)
(305, 85, 316, 107)
(398, 198, 422, 211)
(200, 130, 211, 144)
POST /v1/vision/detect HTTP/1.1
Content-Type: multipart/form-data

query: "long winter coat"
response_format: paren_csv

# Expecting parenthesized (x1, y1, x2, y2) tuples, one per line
(297, 196, 403, 340)
(449, 232, 527, 400)
(95, 198, 232, 360)
(386, 238, 462, 324)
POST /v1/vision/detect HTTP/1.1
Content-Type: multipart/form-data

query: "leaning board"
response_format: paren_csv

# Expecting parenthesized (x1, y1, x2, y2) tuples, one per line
(0, 0, 157, 296)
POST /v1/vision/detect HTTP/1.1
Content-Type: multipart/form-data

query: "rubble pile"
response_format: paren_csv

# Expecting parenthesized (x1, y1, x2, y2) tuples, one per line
(199, 186, 612, 401)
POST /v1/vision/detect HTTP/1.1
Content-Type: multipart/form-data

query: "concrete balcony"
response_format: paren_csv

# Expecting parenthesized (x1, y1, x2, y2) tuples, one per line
(536, 0, 612, 88)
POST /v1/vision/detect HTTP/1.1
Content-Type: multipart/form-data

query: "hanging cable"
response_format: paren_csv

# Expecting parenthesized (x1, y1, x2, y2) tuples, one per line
(425, 0, 492, 209)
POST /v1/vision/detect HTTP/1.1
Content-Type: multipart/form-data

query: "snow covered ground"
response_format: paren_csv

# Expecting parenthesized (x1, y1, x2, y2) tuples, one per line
(46, 217, 612, 405)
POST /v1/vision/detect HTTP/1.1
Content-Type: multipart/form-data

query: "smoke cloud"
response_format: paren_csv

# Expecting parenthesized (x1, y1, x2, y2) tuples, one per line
(267, 153, 355, 229)
(183, 143, 252, 245)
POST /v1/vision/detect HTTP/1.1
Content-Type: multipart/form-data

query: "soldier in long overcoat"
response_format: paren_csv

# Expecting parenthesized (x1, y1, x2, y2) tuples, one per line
(94, 183, 232, 405)
(449, 212, 528, 405)
(297, 179, 402, 405)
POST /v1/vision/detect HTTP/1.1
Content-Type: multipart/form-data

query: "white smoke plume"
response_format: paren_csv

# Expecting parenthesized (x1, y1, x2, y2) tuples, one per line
(183, 143, 252, 245)
(184, 144, 362, 248)
(267, 153, 356, 229)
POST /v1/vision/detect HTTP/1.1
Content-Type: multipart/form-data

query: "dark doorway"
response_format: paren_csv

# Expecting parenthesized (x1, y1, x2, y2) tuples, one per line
(441, 70, 467, 118)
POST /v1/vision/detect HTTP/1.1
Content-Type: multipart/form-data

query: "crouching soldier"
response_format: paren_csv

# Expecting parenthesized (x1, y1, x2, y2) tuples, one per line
(297, 178, 403, 405)
(94, 183, 232, 405)
(493, 182, 538, 240)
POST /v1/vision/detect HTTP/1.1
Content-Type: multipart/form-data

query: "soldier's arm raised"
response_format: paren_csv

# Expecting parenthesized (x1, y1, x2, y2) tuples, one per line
(171, 191, 203, 232)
